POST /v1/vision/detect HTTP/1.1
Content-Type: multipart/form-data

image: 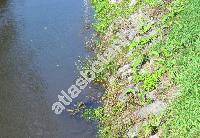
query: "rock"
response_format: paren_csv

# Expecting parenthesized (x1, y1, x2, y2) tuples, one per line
(127, 123, 141, 138)
(150, 133, 159, 138)
(110, 0, 123, 4)
(119, 29, 137, 41)
(128, 30, 137, 40)
(118, 92, 129, 103)
(129, 0, 137, 6)
(121, 68, 132, 79)
(135, 100, 167, 119)
(128, 76, 133, 82)
(126, 51, 133, 58)
(117, 64, 132, 75)
(146, 90, 157, 101)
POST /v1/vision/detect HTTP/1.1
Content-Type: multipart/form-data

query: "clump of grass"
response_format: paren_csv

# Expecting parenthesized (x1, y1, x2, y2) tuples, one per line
(142, 68, 165, 91)
(83, 107, 104, 121)
(91, 0, 139, 34)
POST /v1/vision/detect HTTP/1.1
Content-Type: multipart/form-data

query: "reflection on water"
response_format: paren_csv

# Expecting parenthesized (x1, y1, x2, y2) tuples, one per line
(0, 0, 98, 137)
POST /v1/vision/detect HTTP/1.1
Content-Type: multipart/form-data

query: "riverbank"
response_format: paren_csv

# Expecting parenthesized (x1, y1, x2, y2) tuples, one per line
(84, 0, 199, 137)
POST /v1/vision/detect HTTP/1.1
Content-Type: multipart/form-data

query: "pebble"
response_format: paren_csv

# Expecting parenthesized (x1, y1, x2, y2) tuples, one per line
(150, 133, 159, 138)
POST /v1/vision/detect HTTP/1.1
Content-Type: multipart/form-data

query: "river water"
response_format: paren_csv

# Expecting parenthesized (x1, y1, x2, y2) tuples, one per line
(0, 0, 100, 137)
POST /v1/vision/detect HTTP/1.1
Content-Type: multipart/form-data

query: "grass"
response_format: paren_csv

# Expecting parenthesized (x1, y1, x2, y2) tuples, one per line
(91, 0, 139, 34)
(160, 0, 200, 136)
(137, 0, 200, 136)
(87, 0, 200, 137)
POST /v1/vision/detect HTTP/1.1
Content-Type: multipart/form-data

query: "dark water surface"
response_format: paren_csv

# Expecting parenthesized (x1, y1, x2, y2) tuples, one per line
(0, 0, 99, 137)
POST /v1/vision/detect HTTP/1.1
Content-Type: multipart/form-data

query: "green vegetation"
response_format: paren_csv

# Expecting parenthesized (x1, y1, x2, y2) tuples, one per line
(140, 0, 200, 136)
(88, 0, 200, 137)
(160, 0, 200, 136)
(91, 0, 139, 34)
(144, 0, 163, 6)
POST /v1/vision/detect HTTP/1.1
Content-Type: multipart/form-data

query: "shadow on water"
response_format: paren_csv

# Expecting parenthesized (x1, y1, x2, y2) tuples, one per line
(0, 0, 101, 137)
